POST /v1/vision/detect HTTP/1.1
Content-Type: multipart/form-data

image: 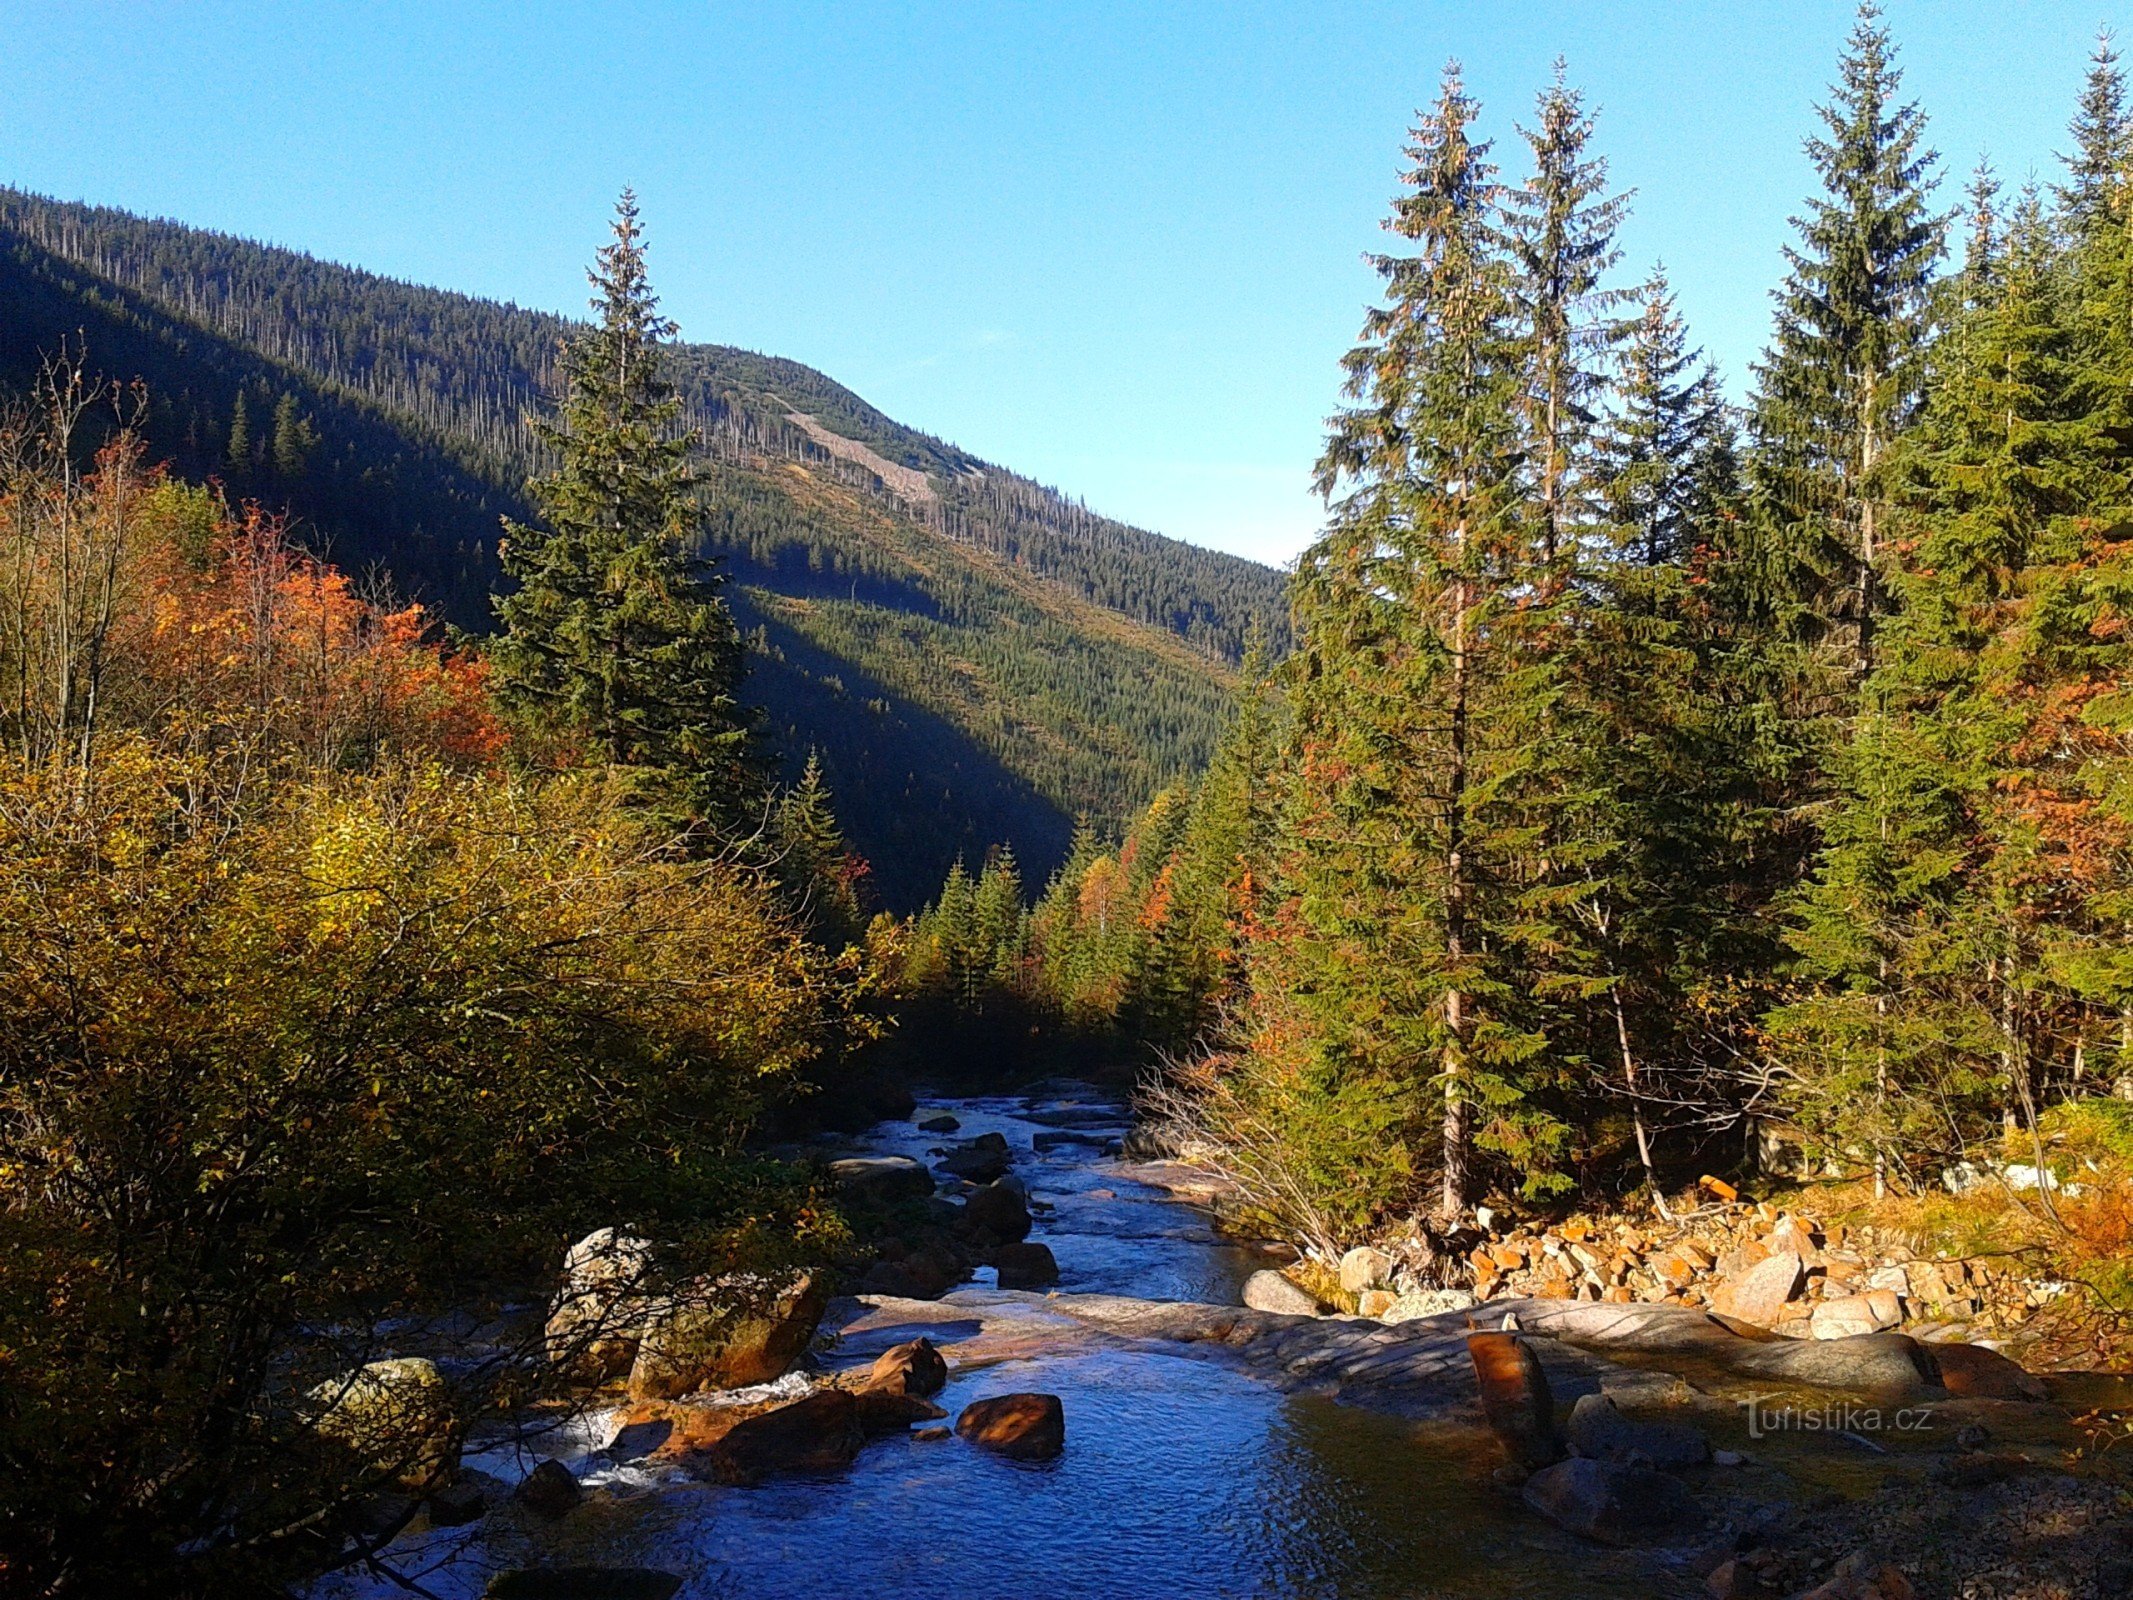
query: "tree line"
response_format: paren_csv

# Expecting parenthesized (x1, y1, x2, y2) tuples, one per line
(903, 8, 2133, 1254)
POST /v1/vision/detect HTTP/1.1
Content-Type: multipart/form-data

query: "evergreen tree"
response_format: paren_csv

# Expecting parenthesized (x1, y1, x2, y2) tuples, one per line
(224, 389, 252, 477)
(269, 392, 316, 479)
(1595, 268, 1729, 565)
(1505, 63, 1633, 564)
(2058, 31, 2130, 237)
(489, 191, 756, 825)
(1250, 63, 1578, 1220)
(772, 752, 867, 944)
(1749, 1, 1944, 681)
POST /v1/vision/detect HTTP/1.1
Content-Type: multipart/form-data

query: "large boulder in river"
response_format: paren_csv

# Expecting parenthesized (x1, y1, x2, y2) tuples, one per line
(866, 1337, 948, 1397)
(994, 1240, 1060, 1289)
(626, 1273, 826, 1400)
(690, 1389, 864, 1484)
(1522, 1456, 1700, 1544)
(1564, 1393, 1708, 1471)
(829, 1156, 934, 1203)
(937, 1132, 1012, 1183)
(309, 1357, 460, 1489)
(1242, 1269, 1325, 1316)
(545, 1228, 657, 1382)
(962, 1178, 1032, 1243)
(955, 1393, 1065, 1460)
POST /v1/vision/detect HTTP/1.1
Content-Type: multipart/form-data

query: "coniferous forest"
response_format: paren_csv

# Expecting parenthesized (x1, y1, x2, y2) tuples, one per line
(12, 7, 2133, 1599)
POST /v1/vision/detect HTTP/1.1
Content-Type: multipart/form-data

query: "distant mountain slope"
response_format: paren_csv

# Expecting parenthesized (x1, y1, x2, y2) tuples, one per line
(0, 189, 1288, 906)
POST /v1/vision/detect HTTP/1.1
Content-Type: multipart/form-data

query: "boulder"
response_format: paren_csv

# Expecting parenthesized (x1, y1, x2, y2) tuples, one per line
(427, 1474, 490, 1527)
(545, 1228, 656, 1382)
(1521, 1456, 1701, 1545)
(963, 1179, 1033, 1243)
(866, 1337, 948, 1397)
(1467, 1330, 1560, 1468)
(1032, 1129, 1112, 1151)
(1708, 1250, 1803, 1326)
(1564, 1393, 1709, 1471)
(1924, 1341, 2046, 1401)
(858, 1255, 958, 1300)
(1337, 1246, 1397, 1294)
(627, 1273, 826, 1401)
(955, 1392, 1065, 1460)
(1811, 1291, 1903, 1340)
(937, 1132, 1012, 1183)
(511, 1459, 581, 1520)
(1242, 1269, 1324, 1316)
(828, 1156, 934, 1202)
(852, 1386, 949, 1434)
(1357, 1289, 1397, 1318)
(310, 1357, 460, 1489)
(916, 1113, 961, 1133)
(994, 1240, 1060, 1289)
(690, 1389, 864, 1484)
(1381, 1288, 1477, 1323)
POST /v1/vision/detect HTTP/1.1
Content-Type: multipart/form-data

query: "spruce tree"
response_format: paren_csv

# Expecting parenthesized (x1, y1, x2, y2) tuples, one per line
(1505, 62, 1632, 564)
(269, 393, 315, 479)
(1749, 1, 1944, 681)
(1594, 268, 1728, 566)
(2058, 32, 2130, 237)
(1248, 63, 1575, 1221)
(224, 390, 253, 478)
(490, 191, 756, 825)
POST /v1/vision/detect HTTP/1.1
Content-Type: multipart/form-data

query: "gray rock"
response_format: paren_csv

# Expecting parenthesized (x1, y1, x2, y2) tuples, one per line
(1337, 1246, 1397, 1294)
(915, 1113, 961, 1133)
(1242, 1269, 1325, 1316)
(1707, 1250, 1804, 1326)
(511, 1459, 581, 1520)
(1521, 1456, 1701, 1545)
(544, 1228, 655, 1382)
(962, 1179, 1032, 1243)
(828, 1156, 934, 1202)
(1564, 1393, 1710, 1471)
(994, 1240, 1060, 1289)
(936, 1133, 1012, 1183)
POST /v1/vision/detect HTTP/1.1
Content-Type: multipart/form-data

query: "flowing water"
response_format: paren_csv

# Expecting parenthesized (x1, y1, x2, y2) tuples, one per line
(315, 1086, 1694, 1599)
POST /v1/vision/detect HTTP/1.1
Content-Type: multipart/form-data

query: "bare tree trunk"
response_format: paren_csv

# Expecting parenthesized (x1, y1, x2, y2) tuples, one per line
(1442, 572, 1471, 1220)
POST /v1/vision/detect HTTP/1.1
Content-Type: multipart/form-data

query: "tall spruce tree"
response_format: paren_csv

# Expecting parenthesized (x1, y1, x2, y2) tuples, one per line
(1247, 63, 1577, 1222)
(1506, 63, 1633, 565)
(1749, 2, 1943, 682)
(490, 191, 756, 825)
(2058, 32, 2131, 237)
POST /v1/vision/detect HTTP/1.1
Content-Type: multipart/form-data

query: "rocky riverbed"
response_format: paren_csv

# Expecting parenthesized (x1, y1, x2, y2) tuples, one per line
(310, 1085, 2133, 1600)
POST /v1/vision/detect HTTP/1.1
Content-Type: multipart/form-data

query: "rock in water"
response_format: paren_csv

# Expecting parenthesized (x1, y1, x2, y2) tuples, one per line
(545, 1228, 656, 1383)
(692, 1389, 864, 1484)
(1465, 1330, 1559, 1468)
(963, 1179, 1032, 1243)
(937, 1132, 1012, 1183)
(994, 1241, 1060, 1289)
(852, 1387, 949, 1434)
(828, 1156, 935, 1202)
(1242, 1269, 1325, 1316)
(916, 1113, 961, 1133)
(955, 1393, 1065, 1460)
(1521, 1456, 1700, 1544)
(1563, 1393, 1709, 1470)
(309, 1357, 461, 1489)
(627, 1273, 826, 1400)
(1337, 1246, 1397, 1294)
(1708, 1250, 1803, 1326)
(866, 1337, 949, 1397)
(511, 1459, 582, 1520)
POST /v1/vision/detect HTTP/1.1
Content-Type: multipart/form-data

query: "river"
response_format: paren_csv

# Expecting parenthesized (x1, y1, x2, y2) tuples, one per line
(314, 1083, 1691, 1599)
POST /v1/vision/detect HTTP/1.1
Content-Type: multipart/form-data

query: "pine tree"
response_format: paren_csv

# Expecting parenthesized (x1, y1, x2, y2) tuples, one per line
(1505, 62, 1633, 564)
(1749, 1, 1944, 681)
(2058, 31, 2130, 237)
(489, 191, 756, 825)
(772, 753, 867, 944)
(1595, 268, 1728, 565)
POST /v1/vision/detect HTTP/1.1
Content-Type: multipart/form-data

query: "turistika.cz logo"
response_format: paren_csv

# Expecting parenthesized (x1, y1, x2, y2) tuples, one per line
(1740, 1396, 1937, 1440)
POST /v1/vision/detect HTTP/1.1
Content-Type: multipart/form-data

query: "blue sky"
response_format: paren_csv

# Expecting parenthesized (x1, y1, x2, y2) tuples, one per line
(0, 2, 2123, 566)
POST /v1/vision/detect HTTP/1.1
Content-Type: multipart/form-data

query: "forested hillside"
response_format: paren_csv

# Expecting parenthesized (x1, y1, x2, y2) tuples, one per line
(0, 191, 1285, 903)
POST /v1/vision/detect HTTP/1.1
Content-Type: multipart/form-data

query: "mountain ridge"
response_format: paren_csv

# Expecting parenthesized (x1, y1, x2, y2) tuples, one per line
(0, 187, 1287, 906)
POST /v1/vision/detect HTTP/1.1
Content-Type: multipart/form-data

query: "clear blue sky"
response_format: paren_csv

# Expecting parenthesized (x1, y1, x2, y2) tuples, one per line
(0, 2, 2122, 566)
